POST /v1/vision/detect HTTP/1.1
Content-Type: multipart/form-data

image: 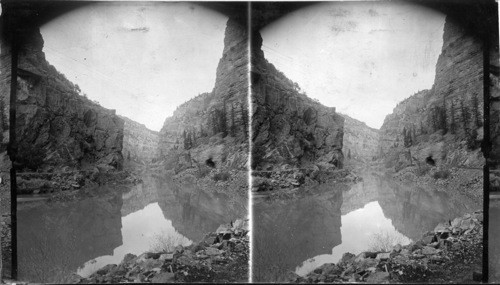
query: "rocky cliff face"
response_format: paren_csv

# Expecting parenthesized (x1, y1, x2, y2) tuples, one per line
(251, 29, 344, 177)
(158, 18, 248, 173)
(340, 114, 379, 162)
(2, 23, 124, 171)
(0, 38, 11, 153)
(379, 16, 485, 169)
(120, 116, 159, 165)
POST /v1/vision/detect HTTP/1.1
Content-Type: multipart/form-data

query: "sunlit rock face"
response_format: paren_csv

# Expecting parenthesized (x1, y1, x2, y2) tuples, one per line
(120, 116, 159, 165)
(251, 28, 344, 173)
(379, 16, 485, 169)
(17, 190, 123, 283)
(253, 186, 343, 282)
(0, 6, 124, 171)
(158, 18, 249, 172)
(341, 114, 380, 162)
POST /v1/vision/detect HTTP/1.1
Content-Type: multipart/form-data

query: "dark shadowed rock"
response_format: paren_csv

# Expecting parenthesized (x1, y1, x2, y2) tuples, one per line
(251, 25, 344, 183)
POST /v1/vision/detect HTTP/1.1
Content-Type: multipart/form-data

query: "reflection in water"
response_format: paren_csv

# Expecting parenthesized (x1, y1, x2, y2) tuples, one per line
(18, 188, 123, 283)
(296, 201, 410, 276)
(17, 175, 246, 283)
(77, 202, 191, 278)
(253, 184, 343, 282)
(253, 172, 481, 282)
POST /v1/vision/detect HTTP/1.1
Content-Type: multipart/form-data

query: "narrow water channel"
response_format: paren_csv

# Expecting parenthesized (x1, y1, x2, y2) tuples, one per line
(252, 171, 481, 282)
(17, 175, 247, 283)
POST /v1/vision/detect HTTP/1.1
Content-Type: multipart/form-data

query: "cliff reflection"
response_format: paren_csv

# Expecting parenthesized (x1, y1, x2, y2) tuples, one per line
(253, 172, 481, 282)
(342, 172, 480, 240)
(17, 175, 247, 283)
(253, 185, 343, 282)
(17, 188, 123, 283)
(122, 174, 247, 242)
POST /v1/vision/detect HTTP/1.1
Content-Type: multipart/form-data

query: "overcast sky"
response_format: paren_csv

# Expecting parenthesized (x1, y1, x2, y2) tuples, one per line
(261, 1, 445, 129)
(41, 2, 227, 131)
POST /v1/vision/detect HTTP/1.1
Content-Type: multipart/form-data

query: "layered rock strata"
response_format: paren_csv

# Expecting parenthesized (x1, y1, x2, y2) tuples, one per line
(251, 29, 344, 180)
(120, 116, 159, 165)
(340, 114, 379, 162)
(0, 14, 124, 171)
(379, 16, 485, 170)
(158, 18, 249, 175)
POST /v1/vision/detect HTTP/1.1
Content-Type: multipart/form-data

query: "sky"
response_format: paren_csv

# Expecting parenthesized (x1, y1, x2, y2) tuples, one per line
(40, 2, 228, 131)
(261, 1, 446, 129)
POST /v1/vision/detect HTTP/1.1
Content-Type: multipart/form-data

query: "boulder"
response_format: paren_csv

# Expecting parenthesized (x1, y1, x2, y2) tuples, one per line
(151, 272, 175, 283)
(366, 271, 390, 283)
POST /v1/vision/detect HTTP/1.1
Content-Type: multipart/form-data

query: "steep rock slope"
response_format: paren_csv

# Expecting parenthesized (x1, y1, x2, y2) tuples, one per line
(379, 16, 484, 170)
(340, 114, 379, 162)
(120, 116, 159, 165)
(251, 29, 344, 178)
(4, 25, 124, 171)
(158, 18, 249, 174)
(0, 39, 10, 154)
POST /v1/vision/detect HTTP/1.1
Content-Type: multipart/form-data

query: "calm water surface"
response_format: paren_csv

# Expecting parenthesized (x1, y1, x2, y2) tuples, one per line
(17, 175, 246, 283)
(253, 171, 481, 282)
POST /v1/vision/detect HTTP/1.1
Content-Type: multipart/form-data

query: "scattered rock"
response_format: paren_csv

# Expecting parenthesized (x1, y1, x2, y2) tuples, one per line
(291, 211, 483, 284)
(376, 253, 391, 261)
(151, 272, 175, 283)
(77, 218, 249, 283)
(366, 271, 390, 283)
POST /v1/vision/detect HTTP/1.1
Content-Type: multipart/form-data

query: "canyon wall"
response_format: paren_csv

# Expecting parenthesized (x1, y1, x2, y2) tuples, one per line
(158, 18, 249, 173)
(340, 114, 379, 162)
(0, 11, 124, 171)
(120, 116, 159, 165)
(379, 16, 485, 169)
(0, 37, 10, 154)
(251, 29, 344, 175)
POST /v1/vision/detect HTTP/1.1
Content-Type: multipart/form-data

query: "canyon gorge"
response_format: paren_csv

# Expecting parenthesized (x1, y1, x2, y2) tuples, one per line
(1, 1, 498, 284)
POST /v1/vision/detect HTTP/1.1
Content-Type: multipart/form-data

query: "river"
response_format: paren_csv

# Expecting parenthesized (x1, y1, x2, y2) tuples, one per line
(16, 174, 247, 283)
(252, 171, 481, 282)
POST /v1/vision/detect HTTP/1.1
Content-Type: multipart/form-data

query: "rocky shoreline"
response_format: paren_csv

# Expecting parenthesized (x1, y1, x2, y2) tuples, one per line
(252, 167, 362, 196)
(391, 165, 483, 205)
(288, 211, 483, 283)
(73, 219, 249, 283)
(16, 167, 142, 196)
